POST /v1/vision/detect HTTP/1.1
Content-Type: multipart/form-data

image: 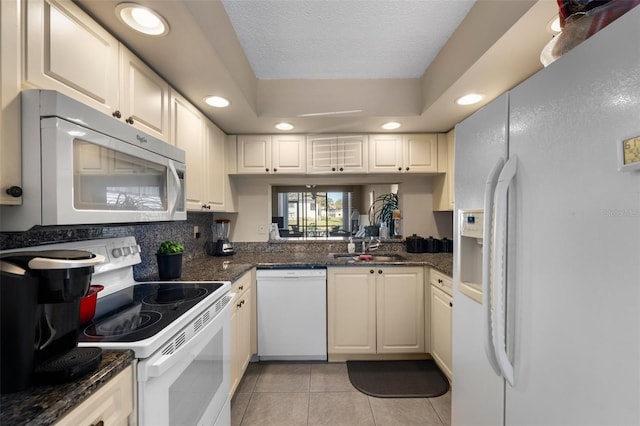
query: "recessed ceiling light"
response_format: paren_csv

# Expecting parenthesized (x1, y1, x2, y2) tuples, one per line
(381, 121, 401, 130)
(116, 3, 169, 36)
(275, 122, 294, 131)
(547, 16, 562, 34)
(456, 93, 484, 106)
(204, 96, 231, 108)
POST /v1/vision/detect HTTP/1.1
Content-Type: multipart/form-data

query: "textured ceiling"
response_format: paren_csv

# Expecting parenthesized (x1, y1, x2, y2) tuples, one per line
(221, 0, 476, 80)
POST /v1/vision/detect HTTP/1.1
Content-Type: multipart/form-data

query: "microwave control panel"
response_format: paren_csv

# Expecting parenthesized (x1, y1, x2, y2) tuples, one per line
(460, 210, 484, 239)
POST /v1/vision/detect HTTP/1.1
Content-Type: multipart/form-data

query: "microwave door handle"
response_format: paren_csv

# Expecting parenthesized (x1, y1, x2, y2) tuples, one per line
(167, 161, 180, 218)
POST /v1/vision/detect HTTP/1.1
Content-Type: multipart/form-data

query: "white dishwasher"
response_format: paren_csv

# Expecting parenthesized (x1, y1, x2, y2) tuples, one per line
(256, 268, 327, 361)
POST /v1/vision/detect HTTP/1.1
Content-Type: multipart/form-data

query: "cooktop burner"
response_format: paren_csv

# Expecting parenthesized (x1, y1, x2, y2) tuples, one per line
(79, 282, 223, 343)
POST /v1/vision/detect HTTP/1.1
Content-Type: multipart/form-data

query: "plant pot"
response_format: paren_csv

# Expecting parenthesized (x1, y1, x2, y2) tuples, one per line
(156, 252, 183, 280)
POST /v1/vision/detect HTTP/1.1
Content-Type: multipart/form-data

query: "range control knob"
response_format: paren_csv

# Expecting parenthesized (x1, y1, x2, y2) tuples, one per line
(112, 248, 123, 258)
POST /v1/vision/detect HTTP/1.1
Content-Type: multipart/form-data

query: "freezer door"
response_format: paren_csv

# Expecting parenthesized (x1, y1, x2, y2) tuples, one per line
(505, 6, 640, 425)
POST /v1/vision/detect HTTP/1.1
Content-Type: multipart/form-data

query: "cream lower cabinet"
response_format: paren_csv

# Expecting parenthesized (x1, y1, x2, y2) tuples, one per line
(430, 269, 453, 379)
(230, 270, 256, 395)
(327, 266, 424, 356)
(55, 364, 134, 426)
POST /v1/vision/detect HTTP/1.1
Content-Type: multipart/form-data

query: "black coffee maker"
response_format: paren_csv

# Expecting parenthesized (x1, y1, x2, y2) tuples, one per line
(0, 250, 104, 393)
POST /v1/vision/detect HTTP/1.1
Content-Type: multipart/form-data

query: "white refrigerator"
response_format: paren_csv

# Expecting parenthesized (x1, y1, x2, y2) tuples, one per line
(452, 6, 640, 426)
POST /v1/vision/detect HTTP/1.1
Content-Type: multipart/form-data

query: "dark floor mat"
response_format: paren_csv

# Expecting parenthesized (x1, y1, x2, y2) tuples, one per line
(346, 359, 450, 398)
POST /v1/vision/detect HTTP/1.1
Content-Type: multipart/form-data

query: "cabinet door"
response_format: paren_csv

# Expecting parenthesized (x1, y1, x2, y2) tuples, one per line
(376, 267, 425, 353)
(171, 92, 204, 211)
(403, 134, 438, 173)
(368, 134, 403, 173)
(338, 135, 368, 173)
(119, 47, 170, 142)
(327, 268, 376, 354)
(1, 0, 22, 205)
(24, 0, 119, 116)
(307, 136, 337, 173)
(430, 285, 452, 379)
(230, 298, 240, 394)
(433, 132, 455, 211)
(237, 135, 271, 173)
(238, 285, 253, 373)
(205, 121, 227, 210)
(272, 135, 306, 173)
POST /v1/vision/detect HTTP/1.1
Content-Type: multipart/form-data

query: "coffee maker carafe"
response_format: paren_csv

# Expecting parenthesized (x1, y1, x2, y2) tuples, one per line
(214, 219, 234, 256)
(0, 250, 104, 393)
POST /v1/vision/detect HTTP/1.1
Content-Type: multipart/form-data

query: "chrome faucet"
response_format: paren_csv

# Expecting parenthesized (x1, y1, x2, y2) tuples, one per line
(363, 237, 381, 253)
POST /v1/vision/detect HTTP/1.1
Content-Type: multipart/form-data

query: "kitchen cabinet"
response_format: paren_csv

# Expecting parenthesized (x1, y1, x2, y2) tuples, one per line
(433, 130, 455, 211)
(24, 0, 170, 142)
(205, 120, 229, 211)
(236, 135, 306, 174)
(307, 135, 368, 174)
(327, 266, 424, 356)
(230, 270, 256, 395)
(171, 91, 205, 211)
(430, 269, 452, 379)
(368, 134, 439, 173)
(0, 0, 22, 205)
(55, 364, 134, 426)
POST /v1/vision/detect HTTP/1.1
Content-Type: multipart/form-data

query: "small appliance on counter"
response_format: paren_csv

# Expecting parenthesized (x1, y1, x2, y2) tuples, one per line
(213, 219, 234, 256)
(405, 235, 450, 253)
(0, 250, 104, 393)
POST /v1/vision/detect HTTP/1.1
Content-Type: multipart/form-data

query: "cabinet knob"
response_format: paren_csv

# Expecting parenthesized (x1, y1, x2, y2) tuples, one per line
(398, 167, 402, 171)
(5, 186, 23, 197)
(369, 269, 374, 274)
(91, 421, 104, 426)
(449, 302, 453, 307)
(339, 167, 344, 172)
(126, 116, 134, 125)
(239, 285, 244, 291)
(378, 269, 383, 274)
(332, 167, 336, 172)
(406, 167, 410, 171)
(273, 168, 277, 172)
(265, 168, 270, 172)
(112, 110, 122, 119)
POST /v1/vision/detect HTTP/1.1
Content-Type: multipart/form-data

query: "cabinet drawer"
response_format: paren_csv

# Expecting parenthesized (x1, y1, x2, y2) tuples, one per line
(55, 364, 133, 426)
(430, 269, 452, 296)
(231, 271, 252, 299)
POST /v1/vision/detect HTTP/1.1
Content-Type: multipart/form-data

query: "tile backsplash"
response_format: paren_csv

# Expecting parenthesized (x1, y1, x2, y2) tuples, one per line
(0, 212, 214, 281)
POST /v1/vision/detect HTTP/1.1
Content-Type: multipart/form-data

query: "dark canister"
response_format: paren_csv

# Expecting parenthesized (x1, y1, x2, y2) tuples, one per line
(406, 234, 424, 253)
(440, 237, 453, 253)
(423, 236, 441, 253)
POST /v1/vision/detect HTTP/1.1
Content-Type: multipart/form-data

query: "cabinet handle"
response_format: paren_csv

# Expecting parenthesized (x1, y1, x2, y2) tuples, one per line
(237, 302, 242, 308)
(339, 167, 344, 172)
(126, 116, 134, 125)
(201, 204, 211, 210)
(378, 269, 383, 274)
(369, 269, 374, 274)
(91, 421, 104, 426)
(332, 167, 336, 172)
(112, 110, 121, 119)
(273, 168, 277, 172)
(438, 279, 443, 284)
(449, 302, 453, 308)
(5, 186, 23, 197)
(239, 285, 244, 290)
(406, 167, 410, 171)
(398, 167, 402, 171)
(265, 168, 270, 172)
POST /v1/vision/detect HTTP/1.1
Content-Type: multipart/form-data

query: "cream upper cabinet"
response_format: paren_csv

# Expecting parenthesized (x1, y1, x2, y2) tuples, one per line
(205, 120, 228, 210)
(376, 266, 425, 353)
(430, 269, 452, 380)
(0, 0, 23, 205)
(24, 0, 170, 141)
(327, 266, 425, 357)
(369, 134, 439, 173)
(307, 135, 368, 174)
(433, 131, 455, 211)
(171, 91, 205, 211)
(24, 0, 119, 116)
(236, 135, 306, 174)
(327, 267, 377, 354)
(230, 270, 256, 395)
(118, 47, 170, 142)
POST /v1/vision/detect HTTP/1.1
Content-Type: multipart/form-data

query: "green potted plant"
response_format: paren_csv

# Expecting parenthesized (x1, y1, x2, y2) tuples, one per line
(156, 240, 184, 279)
(367, 193, 399, 237)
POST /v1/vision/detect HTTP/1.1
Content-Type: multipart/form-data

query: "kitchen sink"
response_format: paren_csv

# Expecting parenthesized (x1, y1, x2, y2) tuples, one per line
(330, 253, 406, 262)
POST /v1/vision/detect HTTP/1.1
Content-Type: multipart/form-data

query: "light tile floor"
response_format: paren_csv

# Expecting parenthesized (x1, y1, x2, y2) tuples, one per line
(231, 362, 451, 426)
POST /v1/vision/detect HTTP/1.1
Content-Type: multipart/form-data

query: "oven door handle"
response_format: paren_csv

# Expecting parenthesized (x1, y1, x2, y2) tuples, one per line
(141, 298, 231, 381)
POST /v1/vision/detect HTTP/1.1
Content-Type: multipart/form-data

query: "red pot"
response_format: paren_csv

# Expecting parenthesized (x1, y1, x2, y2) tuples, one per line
(79, 285, 104, 325)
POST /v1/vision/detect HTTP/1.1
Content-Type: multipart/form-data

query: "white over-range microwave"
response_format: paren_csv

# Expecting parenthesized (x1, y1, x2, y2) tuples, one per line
(1, 90, 186, 232)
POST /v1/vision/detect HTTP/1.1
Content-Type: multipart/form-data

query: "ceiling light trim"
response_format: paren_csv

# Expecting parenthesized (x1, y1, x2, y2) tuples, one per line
(456, 93, 484, 106)
(204, 96, 231, 108)
(116, 3, 169, 36)
(274, 122, 294, 131)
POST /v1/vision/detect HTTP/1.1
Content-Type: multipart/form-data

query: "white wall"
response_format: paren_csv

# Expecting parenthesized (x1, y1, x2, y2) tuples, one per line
(226, 174, 452, 242)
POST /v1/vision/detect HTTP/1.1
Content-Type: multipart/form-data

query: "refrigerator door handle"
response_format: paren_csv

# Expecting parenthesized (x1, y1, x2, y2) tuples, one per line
(492, 155, 518, 386)
(482, 157, 504, 377)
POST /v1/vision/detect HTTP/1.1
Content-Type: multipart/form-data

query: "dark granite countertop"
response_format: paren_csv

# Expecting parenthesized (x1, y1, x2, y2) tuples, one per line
(0, 350, 134, 426)
(179, 250, 453, 282)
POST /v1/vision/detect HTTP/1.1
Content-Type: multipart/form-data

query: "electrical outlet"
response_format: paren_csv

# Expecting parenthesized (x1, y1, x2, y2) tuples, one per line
(257, 225, 266, 234)
(193, 225, 200, 239)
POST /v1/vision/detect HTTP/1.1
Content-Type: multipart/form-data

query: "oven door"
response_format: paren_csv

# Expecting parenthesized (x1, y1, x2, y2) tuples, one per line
(137, 298, 231, 426)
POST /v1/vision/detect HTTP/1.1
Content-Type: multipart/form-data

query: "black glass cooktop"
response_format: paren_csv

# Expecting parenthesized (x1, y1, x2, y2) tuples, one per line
(78, 282, 223, 343)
